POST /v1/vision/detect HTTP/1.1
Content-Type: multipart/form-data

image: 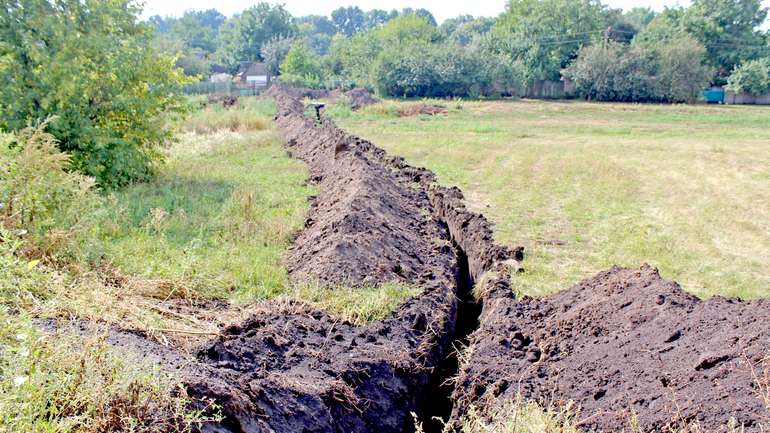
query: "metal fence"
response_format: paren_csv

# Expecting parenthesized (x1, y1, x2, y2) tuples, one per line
(182, 81, 265, 97)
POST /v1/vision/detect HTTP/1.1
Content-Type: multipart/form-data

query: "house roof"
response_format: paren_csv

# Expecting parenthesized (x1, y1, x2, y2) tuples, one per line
(239, 62, 268, 76)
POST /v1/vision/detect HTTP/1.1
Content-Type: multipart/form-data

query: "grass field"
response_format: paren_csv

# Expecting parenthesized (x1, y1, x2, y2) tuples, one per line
(331, 99, 770, 299)
(69, 98, 415, 325)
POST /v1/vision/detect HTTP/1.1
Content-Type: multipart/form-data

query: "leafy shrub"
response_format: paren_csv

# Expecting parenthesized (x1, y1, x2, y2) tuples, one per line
(564, 36, 711, 103)
(0, 123, 100, 261)
(655, 36, 712, 102)
(564, 42, 656, 102)
(0, 227, 51, 308)
(373, 42, 524, 98)
(0, 1, 191, 188)
(279, 41, 324, 88)
(726, 58, 770, 96)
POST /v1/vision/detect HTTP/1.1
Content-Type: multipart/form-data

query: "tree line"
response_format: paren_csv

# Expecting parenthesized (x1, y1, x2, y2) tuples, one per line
(1, 0, 769, 189)
(151, 0, 770, 102)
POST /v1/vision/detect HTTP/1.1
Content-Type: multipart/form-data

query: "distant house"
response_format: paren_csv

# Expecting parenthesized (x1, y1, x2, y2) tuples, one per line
(209, 73, 232, 83)
(237, 62, 270, 87)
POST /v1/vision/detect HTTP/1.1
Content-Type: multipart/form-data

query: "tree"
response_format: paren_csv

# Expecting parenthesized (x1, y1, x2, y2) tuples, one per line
(624, 7, 657, 31)
(262, 36, 294, 75)
(564, 36, 711, 103)
(413, 8, 437, 27)
(373, 14, 439, 45)
(564, 42, 656, 102)
(655, 36, 712, 102)
(726, 58, 770, 95)
(364, 9, 394, 29)
(682, 0, 769, 73)
(170, 9, 225, 53)
(280, 41, 323, 87)
(225, 3, 296, 66)
(296, 15, 336, 54)
(490, 0, 609, 82)
(331, 6, 366, 36)
(0, 0, 190, 188)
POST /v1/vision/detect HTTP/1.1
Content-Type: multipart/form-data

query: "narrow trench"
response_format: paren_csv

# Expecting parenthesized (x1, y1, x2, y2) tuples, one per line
(417, 245, 483, 433)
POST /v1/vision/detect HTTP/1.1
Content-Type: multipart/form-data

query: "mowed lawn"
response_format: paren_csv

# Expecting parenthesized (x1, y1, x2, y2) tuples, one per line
(333, 100, 770, 299)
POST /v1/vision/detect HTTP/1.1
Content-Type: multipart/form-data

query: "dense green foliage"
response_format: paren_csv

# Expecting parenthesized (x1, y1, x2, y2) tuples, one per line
(0, 0, 190, 188)
(565, 37, 711, 102)
(489, 0, 609, 82)
(218, 3, 296, 72)
(280, 42, 324, 88)
(726, 58, 770, 95)
(145, 0, 769, 101)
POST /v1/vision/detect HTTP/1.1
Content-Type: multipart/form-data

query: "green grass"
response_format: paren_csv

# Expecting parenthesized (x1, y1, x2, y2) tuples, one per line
(78, 101, 309, 301)
(64, 97, 416, 322)
(333, 99, 770, 299)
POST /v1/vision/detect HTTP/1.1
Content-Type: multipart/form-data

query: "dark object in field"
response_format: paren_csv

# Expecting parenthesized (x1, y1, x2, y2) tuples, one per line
(451, 264, 770, 432)
(345, 88, 379, 109)
(207, 94, 238, 108)
(399, 103, 448, 117)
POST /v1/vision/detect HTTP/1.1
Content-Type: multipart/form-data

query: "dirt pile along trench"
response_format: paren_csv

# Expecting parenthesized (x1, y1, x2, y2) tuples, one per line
(165, 85, 519, 433)
(92, 85, 769, 433)
(451, 265, 770, 431)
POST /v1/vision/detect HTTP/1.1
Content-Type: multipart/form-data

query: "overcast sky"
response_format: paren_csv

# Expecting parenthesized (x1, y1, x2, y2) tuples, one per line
(140, 0, 770, 27)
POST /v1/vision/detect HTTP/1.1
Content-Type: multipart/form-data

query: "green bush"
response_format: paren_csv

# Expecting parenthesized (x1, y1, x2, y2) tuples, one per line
(564, 42, 656, 102)
(279, 41, 324, 88)
(372, 42, 524, 98)
(564, 36, 711, 103)
(0, 0, 191, 188)
(726, 58, 770, 96)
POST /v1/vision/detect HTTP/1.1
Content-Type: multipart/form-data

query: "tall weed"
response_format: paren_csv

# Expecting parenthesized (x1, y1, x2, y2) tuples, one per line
(0, 122, 100, 262)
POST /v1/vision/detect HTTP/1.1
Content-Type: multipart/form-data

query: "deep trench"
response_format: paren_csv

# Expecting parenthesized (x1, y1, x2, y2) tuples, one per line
(417, 245, 483, 433)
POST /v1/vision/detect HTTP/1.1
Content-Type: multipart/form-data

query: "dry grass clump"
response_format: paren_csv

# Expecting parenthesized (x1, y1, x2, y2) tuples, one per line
(181, 97, 274, 134)
(0, 312, 219, 432)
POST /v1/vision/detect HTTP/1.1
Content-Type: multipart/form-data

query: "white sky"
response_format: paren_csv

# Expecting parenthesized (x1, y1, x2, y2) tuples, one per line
(140, 0, 770, 27)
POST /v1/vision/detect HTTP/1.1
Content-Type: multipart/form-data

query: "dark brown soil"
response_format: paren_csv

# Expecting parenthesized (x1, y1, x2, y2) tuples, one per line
(207, 94, 238, 108)
(451, 265, 770, 432)
(173, 85, 519, 433)
(264, 85, 378, 110)
(83, 85, 769, 433)
(345, 88, 380, 109)
(399, 104, 448, 117)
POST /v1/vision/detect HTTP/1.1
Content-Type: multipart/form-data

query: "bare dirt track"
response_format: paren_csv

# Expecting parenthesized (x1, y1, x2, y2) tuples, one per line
(99, 86, 768, 433)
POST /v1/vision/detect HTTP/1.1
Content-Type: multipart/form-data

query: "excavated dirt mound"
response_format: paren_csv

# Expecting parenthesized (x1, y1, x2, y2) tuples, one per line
(91, 85, 768, 433)
(264, 85, 378, 110)
(451, 265, 770, 432)
(169, 85, 518, 433)
(345, 87, 380, 109)
(399, 103, 448, 117)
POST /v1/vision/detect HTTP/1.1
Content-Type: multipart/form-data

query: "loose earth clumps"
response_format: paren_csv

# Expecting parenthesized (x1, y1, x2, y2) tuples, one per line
(451, 265, 770, 432)
(101, 85, 768, 432)
(174, 85, 520, 433)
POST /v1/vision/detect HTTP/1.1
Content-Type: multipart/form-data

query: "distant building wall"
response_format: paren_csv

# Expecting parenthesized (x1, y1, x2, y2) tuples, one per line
(724, 90, 770, 105)
(524, 80, 576, 99)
